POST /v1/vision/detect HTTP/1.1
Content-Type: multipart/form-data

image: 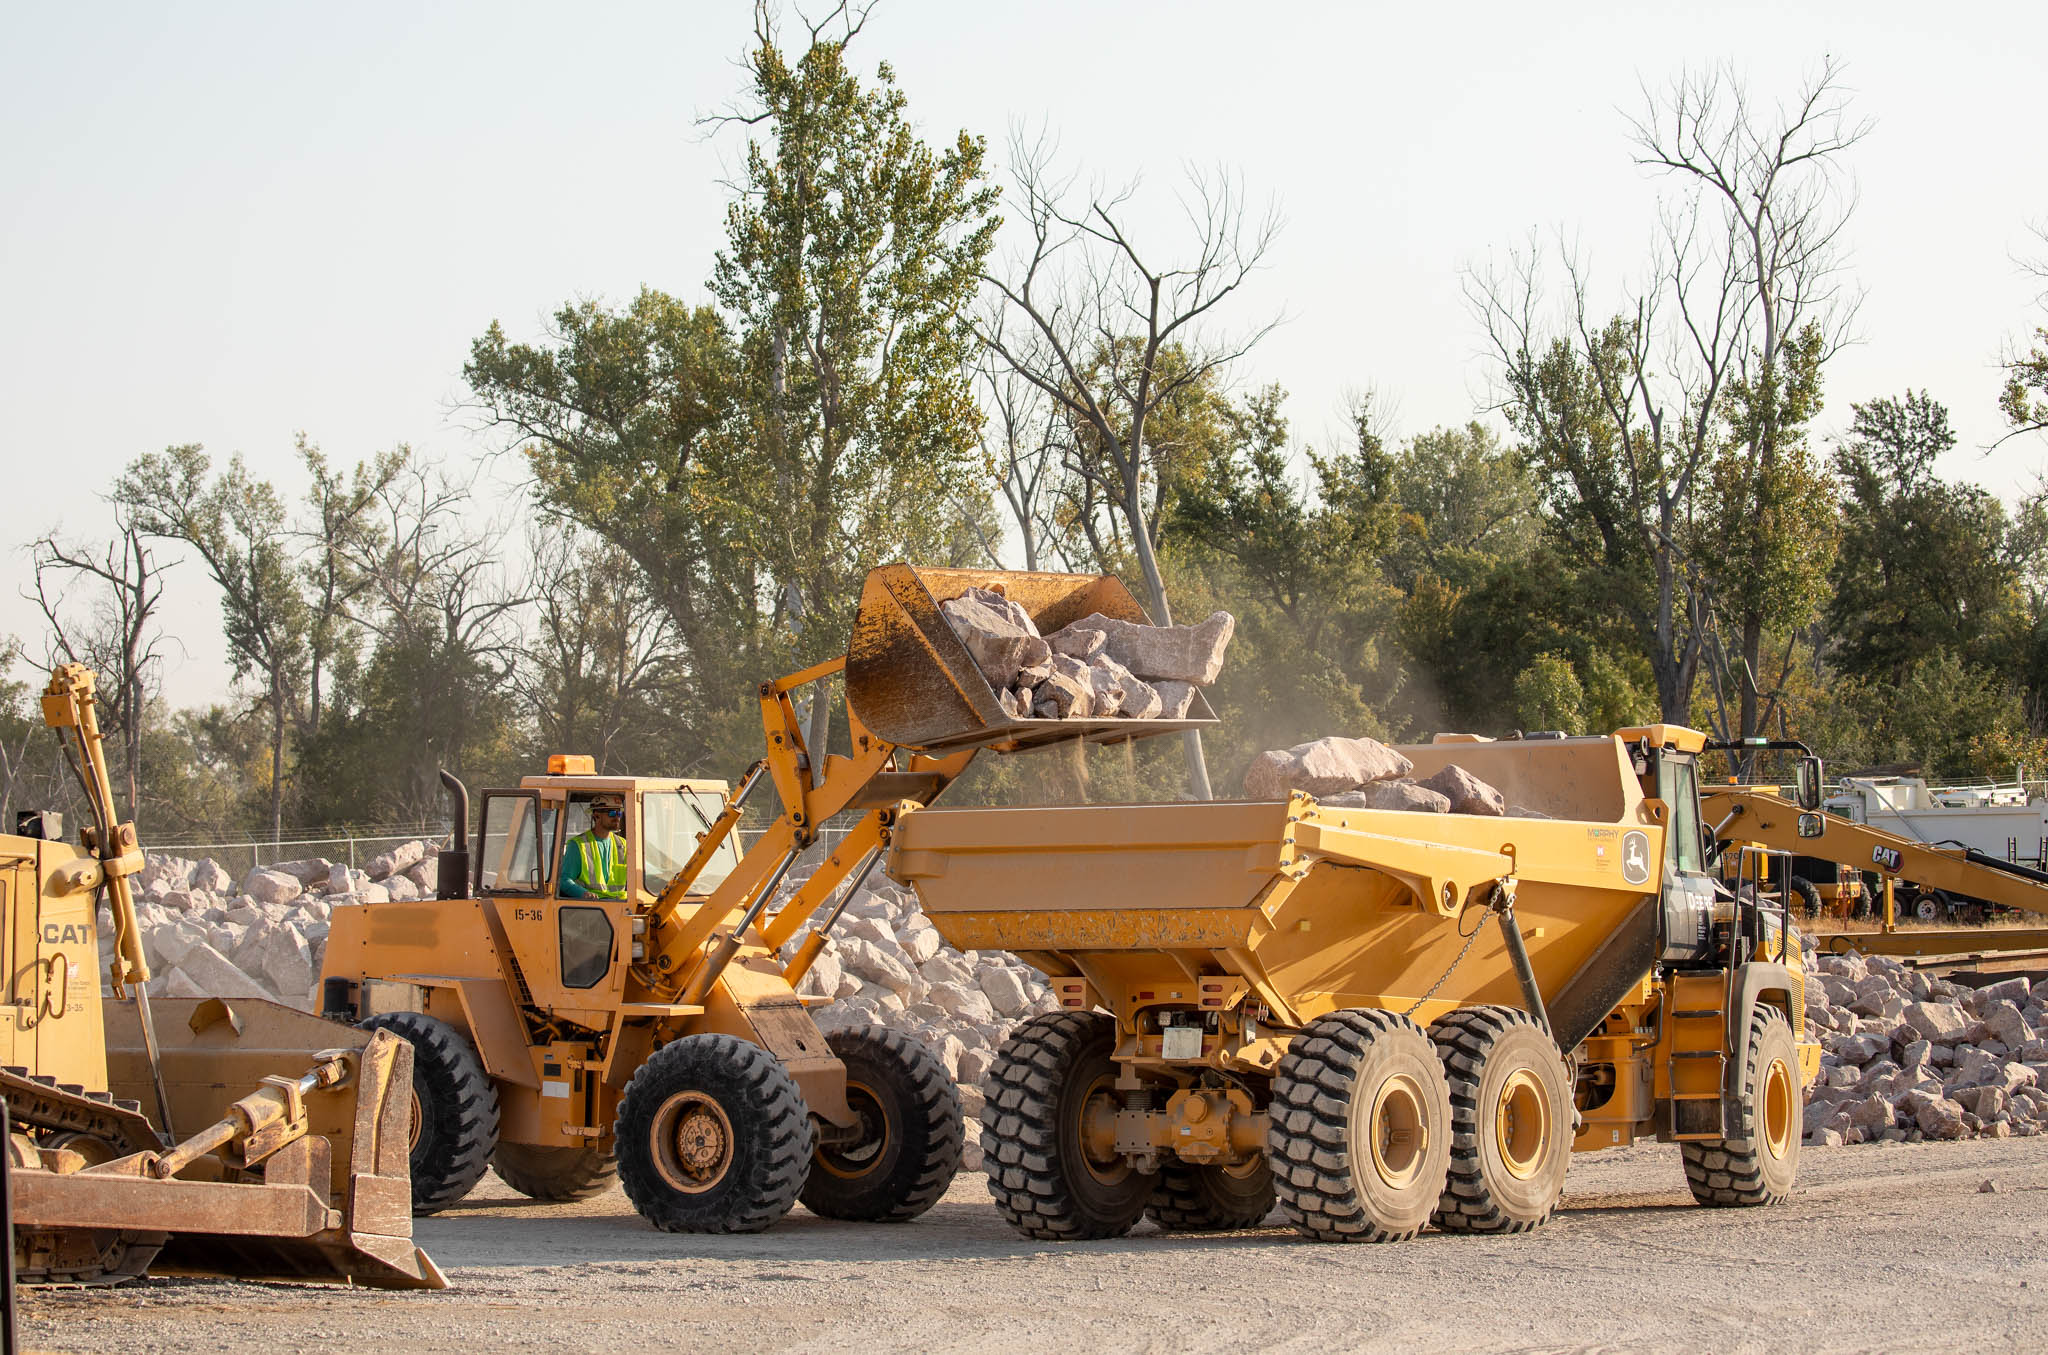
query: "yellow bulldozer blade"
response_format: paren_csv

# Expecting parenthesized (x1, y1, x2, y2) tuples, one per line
(61, 1000, 448, 1289)
(845, 564, 1217, 753)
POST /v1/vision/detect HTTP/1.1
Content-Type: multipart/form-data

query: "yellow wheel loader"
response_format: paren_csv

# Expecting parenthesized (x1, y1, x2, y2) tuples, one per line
(318, 566, 1216, 1234)
(2, 666, 441, 1287)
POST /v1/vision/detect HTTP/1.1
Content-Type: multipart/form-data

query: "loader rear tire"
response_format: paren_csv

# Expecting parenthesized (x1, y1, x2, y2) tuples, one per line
(799, 1027, 962, 1222)
(615, 1034, 813, 1233)
(1681, 1005, 1800, 1208)
(492, 1143, 617, 1202)
(1270, 1008, 1451, 1243)
(1428, 1005, 1571, 1233)
(361, 1011, 500, 1215)
(982, 1011, 1156, 1240)
(1146, 1158, 1276, 1232)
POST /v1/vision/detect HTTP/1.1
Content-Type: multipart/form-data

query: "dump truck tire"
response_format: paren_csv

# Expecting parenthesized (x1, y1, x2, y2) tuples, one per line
(362, 1011, 500, 1215)
(1789, 876, 1823, 918)
(1146, 1159, 1276, 1232)
(615, 1033, 813, 1233)
(982, 1011, 1155, 1240)
(1428, 1005, 1571, 1233)
(799, 1027, 962, 1222)
(492, 1143, 618, 1202)
(1682, 1005, 1800, 1207)
(1270, 1008, 1451, 1243)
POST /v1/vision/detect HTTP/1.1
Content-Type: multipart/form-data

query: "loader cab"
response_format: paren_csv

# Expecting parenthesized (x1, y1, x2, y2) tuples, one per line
(466, 771, 729, 1011)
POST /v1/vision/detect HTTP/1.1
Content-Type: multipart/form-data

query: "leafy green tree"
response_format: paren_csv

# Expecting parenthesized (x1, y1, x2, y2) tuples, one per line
(464, 291, 759, 767)
(1826, 391, 2016, 683)
(711, 4, 998, 758)
(1513, 653, 1585, 733)
(1170, 389, 1398, 780)
(1383, 422, 1538, 594)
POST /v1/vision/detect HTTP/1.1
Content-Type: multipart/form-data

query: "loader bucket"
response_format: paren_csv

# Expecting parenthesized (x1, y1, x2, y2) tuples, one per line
(845, 564, 1217, 753)
(93, 1000, 445, 1289)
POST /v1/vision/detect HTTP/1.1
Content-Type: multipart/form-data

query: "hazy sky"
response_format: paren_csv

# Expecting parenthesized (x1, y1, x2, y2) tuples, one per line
(4, 2, 2044, 709)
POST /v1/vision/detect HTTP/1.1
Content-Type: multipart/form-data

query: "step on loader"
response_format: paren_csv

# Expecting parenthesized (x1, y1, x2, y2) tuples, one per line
(318, 566, 1215, 1234)
(4, 666, 441, 1287)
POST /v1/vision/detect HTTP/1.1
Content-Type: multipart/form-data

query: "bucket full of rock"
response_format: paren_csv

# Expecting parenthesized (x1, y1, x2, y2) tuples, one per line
(844, 564, 1228, 754)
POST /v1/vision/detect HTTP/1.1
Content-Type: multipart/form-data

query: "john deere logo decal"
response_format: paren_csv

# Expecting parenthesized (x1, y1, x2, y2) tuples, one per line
(1621, 831, 1652, 885)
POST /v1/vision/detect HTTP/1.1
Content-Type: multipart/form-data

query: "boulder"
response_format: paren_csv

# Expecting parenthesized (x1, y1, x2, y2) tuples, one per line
(365, 840, 426, 881)
(927, 982, 996, 1025)
(978, 967, 1033, 1018)
(241, 869, 303, 907)
(1320, 782, 1452, 813)
(1243, 735, 1413, 800)
(172, 943, 277, 1002)
(1032, 655, 1095, 719)
(1983, 1004, 2033, 1051)
(267, 858, 334, 885)
(1089, 654, 1162, 719)
(1415, 764, 1505, 816)
(940, 589, 1052, 690)
(1903, 1002, 1972, 1045)
(260, 927, 316, 1006)
(192, 859, 233, 893)
(1048, 611, 1235, 686)
(1047, 626, 1107, 661)
(1151, 680, 1199, 719)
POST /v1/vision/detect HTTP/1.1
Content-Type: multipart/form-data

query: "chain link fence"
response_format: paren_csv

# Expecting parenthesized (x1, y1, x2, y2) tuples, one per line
(143, 826, 454, 884)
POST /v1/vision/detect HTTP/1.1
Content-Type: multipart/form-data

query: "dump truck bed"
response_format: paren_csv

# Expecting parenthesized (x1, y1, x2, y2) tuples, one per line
(891, 735, 1675, 1046)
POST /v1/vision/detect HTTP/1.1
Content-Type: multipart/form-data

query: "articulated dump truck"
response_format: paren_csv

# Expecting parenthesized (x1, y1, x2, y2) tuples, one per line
(3, 666, 440, 1287)
(855, 577, 1826, 1243)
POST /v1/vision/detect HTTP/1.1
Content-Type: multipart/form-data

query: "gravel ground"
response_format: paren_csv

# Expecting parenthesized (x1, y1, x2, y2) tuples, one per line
(21, 1138, 2048, 1354)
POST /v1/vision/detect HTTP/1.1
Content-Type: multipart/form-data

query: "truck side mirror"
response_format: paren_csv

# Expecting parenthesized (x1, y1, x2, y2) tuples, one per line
(1795, 756, 1823, 811)
(1796, 811, 1825, 839)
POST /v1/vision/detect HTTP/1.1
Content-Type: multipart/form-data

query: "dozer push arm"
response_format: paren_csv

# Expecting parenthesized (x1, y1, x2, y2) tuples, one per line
(1704, 787, 2048, 921)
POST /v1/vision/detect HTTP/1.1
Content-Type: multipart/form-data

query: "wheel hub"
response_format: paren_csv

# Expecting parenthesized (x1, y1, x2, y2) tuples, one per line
(1494, 1068, 1549, 1180)
(652, 1091, 735, 1194)
(816, 1081, 891, 1180)
(1762, 1054, 1795, 1159)
(1368, 1072, 1428, 1189)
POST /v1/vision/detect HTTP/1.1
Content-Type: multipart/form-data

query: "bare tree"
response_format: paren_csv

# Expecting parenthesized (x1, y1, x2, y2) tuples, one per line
(978, 132, 1282, 796)
(517, 527, 682, 772)
(348, 460, 526, 815)
(1470, 60, 1863, 735)
(28, 511, 170, 818)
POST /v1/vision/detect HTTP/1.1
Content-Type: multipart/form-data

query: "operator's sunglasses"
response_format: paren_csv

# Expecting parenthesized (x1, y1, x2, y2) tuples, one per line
(592, 804, 623, 815)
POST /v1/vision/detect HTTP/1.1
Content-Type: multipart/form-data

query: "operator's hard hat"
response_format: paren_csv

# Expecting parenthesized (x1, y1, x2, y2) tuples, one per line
(590, 793, 625, 811)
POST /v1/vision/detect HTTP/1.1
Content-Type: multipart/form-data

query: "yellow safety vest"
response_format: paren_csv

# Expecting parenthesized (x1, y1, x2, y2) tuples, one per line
(568, 831, 627, 899)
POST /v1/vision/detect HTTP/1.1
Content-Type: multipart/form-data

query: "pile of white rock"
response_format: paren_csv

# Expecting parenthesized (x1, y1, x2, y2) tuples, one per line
(108, 841, 1057, 1169)
(102, 841, 442, 1010)
(1801, 941, 2048, 1144)
(783, 874, 1062, 1170)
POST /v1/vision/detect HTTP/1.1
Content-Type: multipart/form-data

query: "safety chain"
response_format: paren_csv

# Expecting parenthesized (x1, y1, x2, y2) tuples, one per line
(1400, 882, 1508, 1018)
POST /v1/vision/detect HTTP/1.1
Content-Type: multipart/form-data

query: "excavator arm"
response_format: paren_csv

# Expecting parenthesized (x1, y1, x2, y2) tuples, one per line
(1704, 786, 2048, 925)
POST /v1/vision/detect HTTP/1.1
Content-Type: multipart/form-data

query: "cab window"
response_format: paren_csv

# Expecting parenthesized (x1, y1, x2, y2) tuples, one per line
(1660, 756, 1707, 874)
(479, 793, 556, 893)
(642, 790, 742, 896)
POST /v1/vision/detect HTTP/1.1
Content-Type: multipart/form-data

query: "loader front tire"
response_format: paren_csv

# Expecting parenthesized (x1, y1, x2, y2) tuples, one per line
(1146, 1158, 1276, 1232)
(615, 1034, 813, 1233)
(1682, 1005, 1800, 1207)
(982, 1011, 1156, 1240)
(1270, 1008, 1451, 1243)
(361, 1011, 500, 1214)
(492, 1142, 617, 1202)
(1428, 1005, 1571, 1233)
(799, 1027, 962, 1222)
